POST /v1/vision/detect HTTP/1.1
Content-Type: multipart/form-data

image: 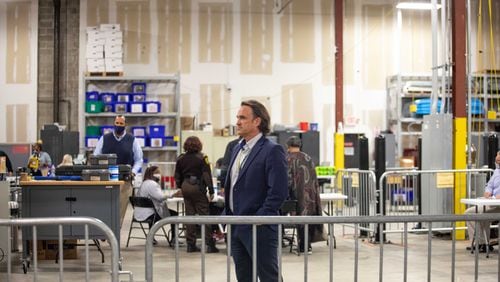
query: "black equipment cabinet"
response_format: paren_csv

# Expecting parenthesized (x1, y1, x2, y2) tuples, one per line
(41, 124, 79, 166)
(274, 131, 320, 166)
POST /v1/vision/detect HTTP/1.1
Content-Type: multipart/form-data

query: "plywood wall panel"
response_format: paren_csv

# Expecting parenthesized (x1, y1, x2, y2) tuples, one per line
(200, 84, 230, 131)
(362, 4, 394, 89)
(6, 104, 28, 142)
(240, 0, 273, 74)
(199, 3, 233, 63)
(6, 1, 31, 84)
(158, 0, 191, 73)
(180, 93, 192, 115)
(281, 84, 313, 124)
(86, 0, 108, 27)
(280, 0, 314, 63)
(400, 11, 432, 73)
(117, 1, 151, 64)
(6, 105, 14, 143)
(321, 0, 335, 86)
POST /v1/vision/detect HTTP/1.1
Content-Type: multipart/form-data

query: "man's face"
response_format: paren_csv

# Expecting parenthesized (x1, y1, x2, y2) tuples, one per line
(114, 116, 126, 127)
(496, 154, 500, 165)
(236, 105, 260, 139)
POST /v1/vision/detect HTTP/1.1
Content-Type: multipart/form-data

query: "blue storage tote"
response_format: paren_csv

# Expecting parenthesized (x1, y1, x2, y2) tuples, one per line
(148, 136, 165, 147)
(114, 102, 128, 113)
(101, 125, 114, 135)
(165, 136, 177, 146)
(149, 125, 166, 137)
(470, 98, 484, 114)
(131, 93, 146, 102)
(103, 102, 115, 113)
(129, 102, 144, 113)
(131, 126, 147, 137)
(414, 99, 442, 115)
(145, 101, 161, 113)
(116, 93, 130, 102)
(100, 92, 116, 103)
(86, 91, 99, 101)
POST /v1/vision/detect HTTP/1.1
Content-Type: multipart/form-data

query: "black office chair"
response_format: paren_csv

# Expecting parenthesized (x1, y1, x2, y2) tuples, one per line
(126, 196, 170, 247)
(280, 200, 298, 254)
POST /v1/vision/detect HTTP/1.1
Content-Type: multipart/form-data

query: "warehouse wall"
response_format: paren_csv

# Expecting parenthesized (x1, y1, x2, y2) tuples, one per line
(2, 0, 499, 164)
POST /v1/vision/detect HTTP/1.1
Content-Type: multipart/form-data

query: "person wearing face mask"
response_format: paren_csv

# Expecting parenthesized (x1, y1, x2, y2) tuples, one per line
(174, 136, 219, 253)
(134, 165, 178, 245)
(27, 142, 52, 176)
(94, 115, 144, 225)
(465, 151, 500, 253)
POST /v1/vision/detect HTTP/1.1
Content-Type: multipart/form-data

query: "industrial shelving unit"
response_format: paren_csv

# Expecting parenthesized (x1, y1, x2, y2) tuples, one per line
(82, 75, 181, 173)
(386, 74, 451, 158)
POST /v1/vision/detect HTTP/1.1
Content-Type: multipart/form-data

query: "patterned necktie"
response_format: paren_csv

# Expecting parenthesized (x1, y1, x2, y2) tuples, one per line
(236, 140, 247, 171)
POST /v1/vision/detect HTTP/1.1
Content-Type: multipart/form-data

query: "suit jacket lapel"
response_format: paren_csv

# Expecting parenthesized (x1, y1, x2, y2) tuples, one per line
(225, 142, 241, 188)
(236, 136, 265, 181)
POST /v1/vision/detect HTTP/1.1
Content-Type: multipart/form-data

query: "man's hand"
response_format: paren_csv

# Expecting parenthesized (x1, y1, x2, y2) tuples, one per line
(484, 191, 492, 198)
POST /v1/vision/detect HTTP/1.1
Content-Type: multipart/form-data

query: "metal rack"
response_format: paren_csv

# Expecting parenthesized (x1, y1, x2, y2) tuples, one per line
(82, 75, 181, 172)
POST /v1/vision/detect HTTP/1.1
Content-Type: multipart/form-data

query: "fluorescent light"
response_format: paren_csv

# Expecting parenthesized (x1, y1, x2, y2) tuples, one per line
(396, 2, 441, 10)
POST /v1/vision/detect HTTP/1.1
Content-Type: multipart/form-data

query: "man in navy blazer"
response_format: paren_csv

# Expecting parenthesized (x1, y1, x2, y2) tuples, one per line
(224, 100, 288, 282)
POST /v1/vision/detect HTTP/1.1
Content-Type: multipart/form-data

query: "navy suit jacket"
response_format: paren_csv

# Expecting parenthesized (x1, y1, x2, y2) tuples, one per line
(224, 136, 288, 224)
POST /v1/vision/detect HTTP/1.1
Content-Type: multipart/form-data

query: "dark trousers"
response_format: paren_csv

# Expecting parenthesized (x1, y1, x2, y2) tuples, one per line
(231, 225, 281, 282)
(182, 183, 211, 246)
(297, 225, 313, 251)
(146, 210, 178, 238)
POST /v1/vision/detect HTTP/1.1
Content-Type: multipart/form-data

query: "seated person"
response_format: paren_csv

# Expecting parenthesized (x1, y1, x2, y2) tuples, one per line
(134, 165, 178, 244)
(58, 154, 73, 167)
(0, 149, 13, 175)
(465, 152, 500, 252)
(27, 142, 52, 176)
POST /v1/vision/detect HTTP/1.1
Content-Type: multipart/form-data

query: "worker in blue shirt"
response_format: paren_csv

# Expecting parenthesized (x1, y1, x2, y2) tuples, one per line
(465, 152, 500, 253)
(94, 115, 143, 225)
(94, 115, 143, 175)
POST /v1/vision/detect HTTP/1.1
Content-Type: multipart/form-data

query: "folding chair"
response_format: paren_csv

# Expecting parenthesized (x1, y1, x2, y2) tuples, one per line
(280, 200, 298, 254)
(126, 196, 171, 247)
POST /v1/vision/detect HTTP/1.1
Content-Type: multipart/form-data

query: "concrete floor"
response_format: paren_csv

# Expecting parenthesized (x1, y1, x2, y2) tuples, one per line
(2, 205, 500, 282)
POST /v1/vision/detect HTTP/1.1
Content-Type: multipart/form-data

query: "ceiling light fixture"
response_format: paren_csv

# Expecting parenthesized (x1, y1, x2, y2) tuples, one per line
(396, 2, 441, 10)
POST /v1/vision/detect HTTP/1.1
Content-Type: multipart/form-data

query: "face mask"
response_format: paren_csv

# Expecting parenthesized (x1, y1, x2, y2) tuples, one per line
(114, 125, 125, 135)
(153, 173, 162, 183)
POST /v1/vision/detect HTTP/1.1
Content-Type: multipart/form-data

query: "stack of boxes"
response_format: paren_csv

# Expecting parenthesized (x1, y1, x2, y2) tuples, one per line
(86, 24, 123, 73)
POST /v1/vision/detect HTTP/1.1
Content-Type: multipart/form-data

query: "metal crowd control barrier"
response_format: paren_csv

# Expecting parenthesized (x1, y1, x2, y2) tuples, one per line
(145, 214, 500, 282)
(333, 169, 377, 236)
(378, 168, 493, 234)
(0, 217, 129, 282)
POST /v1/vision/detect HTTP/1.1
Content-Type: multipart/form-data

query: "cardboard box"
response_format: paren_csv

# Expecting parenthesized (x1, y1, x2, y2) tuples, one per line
(105, 50, 123, 59)
(86, 44, 104, 58)
(181, 116, 195, 130)
(399, 157, 415, 168)
(29, 240, 78, 260)
(104, 44, 123, 55)
(100, 23, 120, 31)
(105, 63, 124, 72)
(103, 30, 123, 40)
(87, 58, 105, 72)
(87, 30, 106, 45)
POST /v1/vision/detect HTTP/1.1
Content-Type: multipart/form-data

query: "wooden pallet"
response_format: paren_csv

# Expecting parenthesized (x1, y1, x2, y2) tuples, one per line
(86, 71, 123, 77)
